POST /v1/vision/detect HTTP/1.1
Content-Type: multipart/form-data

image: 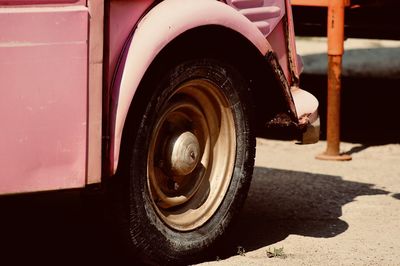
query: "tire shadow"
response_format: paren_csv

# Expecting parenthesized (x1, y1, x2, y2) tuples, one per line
(212, 167, 389, 259)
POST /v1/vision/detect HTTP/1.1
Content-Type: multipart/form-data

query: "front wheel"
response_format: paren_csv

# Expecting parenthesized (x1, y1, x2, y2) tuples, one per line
(116, 59, 255, 264)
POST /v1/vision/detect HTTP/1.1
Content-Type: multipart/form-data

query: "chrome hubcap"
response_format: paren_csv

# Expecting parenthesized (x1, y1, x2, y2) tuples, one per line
(166, 131, 201, 176)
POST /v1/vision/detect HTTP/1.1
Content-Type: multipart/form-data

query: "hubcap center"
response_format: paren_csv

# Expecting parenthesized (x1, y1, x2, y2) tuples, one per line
(166, 131, 200, 176)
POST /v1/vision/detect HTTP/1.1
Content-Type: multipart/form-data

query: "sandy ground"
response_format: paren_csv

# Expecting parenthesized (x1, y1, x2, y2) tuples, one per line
(198, 139, 400, 266)
(198, 38, 400, 266)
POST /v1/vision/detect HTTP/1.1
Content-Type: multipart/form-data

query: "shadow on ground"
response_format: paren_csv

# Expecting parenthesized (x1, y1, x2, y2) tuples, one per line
(392, 193, 400, 200)
(0, 190, 122, 264)
(211, 167, 389, 260)
(0, 167, 392, 264)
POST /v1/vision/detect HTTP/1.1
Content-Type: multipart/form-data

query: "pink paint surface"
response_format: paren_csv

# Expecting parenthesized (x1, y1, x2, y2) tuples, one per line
(107, 0, 154, 90)
(0, 0, 85, 5)
(0, 5, 88, 194)
(267, 20, 291, 81)
(109, 0, 272, 174)
(227, 0, 286, 36)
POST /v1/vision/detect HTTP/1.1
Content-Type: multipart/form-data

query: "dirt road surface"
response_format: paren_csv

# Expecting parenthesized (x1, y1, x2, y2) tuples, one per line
(199, 139, 400, 266)
(198, 38, 400, 265)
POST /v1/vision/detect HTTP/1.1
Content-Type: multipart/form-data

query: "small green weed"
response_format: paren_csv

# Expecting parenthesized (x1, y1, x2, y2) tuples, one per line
(237, 246, 246, 256)
(266, 247, 287, 259)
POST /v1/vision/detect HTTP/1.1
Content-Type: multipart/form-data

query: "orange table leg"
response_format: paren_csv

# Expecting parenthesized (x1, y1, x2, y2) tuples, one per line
(316, 0, 351, 161)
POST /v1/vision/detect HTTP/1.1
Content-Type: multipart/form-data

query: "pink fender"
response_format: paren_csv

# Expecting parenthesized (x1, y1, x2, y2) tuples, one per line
(110, 0, 275, 174)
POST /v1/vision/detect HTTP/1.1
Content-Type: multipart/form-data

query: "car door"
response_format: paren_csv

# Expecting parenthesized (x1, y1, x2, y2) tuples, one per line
(0, 0, 88, 194)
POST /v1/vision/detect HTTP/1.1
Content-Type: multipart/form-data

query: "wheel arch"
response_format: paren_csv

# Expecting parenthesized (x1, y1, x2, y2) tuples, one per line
(108, 0, 292, 175)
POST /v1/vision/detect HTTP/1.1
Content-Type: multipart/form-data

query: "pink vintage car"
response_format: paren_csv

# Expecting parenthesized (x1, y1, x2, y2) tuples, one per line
(0, 0, 318, 264)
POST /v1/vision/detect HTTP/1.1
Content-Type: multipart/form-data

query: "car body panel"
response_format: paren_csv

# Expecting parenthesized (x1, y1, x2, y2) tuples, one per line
(0, 0, 319, 194)
(0, 5, 88, 194)
(0, 0, 85, 6)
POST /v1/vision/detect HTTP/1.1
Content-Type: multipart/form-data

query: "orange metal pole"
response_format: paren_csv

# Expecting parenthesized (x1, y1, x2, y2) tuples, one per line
(291, 0, 350, 8)
(291, 0, 329, 7)
(316, 0, 351, 161)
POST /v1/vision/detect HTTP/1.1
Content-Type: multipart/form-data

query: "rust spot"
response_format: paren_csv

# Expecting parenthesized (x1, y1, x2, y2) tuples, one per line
(266, 112, 296, 128)
(283, 15, 300, 85)
(265, 52, 298, 122)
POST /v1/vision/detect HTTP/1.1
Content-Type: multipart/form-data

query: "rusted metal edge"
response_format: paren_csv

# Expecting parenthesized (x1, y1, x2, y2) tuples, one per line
(264, 51, 317, 137)
(266, 112, 297, 128)
(264, 51, 299, 126)
(282, 11, 300, 86)
(284, 17, 299, 86)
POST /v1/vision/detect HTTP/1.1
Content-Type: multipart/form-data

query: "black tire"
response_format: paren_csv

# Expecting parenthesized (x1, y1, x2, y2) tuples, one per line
(113, 59, 255, 265)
